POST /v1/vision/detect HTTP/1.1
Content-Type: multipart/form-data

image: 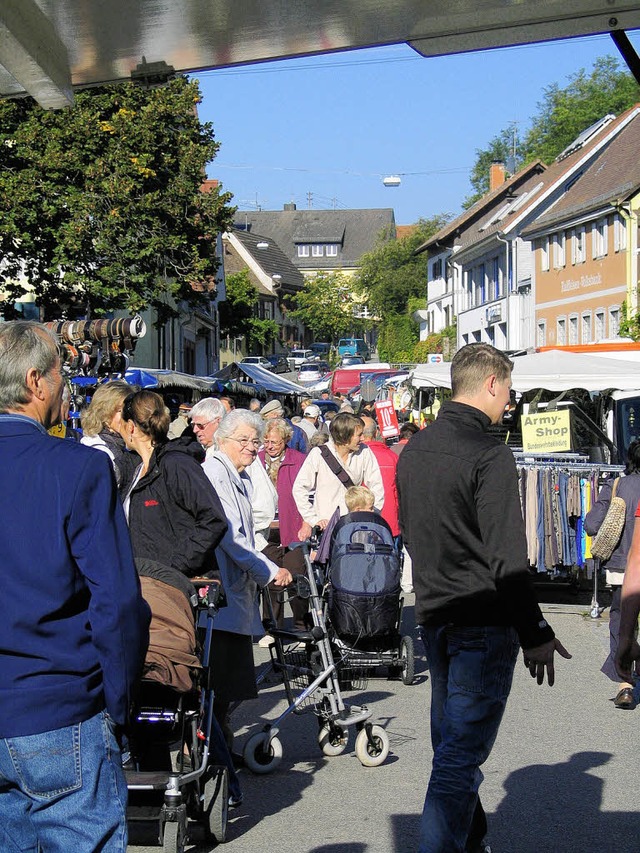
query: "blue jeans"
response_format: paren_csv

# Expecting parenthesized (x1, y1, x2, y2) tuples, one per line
(0, 709, 128, 852)
(420, 625, 520, 853)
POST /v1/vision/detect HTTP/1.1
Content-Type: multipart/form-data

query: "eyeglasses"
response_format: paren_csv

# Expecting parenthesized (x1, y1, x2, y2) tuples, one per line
(192, 420, 213, 431)
(227, 435, 261, 449)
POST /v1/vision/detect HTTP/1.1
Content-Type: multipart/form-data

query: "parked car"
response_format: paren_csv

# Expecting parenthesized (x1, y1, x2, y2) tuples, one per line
(337, 338, 369, 361)
(265, 354, 291, 374)
(340, 355, 365, 367)
(310, 342, 331, 358)
(288, 349, 315, 369)
(298, 360, 330, 384)
(312, 399, 340, 416)
(241, 355, 273, 371)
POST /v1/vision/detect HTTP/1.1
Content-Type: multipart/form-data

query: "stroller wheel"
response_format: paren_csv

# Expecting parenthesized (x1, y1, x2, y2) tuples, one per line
(400, 635, 415, 685)
(318, 723, 349, 756)
(162, 819, 186, 853)
(355, 725, 389, 768)
(204, 765, 229, 843)
(243, 731, 283, 774)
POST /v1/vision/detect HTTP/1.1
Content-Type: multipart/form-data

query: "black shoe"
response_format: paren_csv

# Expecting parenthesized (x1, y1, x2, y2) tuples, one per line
(613, 687, 636, 709)
(228, 794, 243, 808)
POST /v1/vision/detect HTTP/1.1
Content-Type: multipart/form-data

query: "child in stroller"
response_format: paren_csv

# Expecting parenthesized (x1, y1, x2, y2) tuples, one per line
(320, 489, 415, 684)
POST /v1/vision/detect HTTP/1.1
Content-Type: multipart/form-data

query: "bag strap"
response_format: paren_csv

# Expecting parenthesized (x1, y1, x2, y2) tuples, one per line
(611, 477, 620, 499)
(319, 444, 355, 489)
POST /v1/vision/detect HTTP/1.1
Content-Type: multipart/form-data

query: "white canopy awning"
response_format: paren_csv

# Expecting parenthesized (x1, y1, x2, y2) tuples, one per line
(410, 349, 640, 393)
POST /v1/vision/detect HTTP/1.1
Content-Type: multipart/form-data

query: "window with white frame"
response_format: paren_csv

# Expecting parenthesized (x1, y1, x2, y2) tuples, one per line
(326, 244, 339, 257)
(557, 317, 567, 345)
(474, 264, 486, 306)
(540, 236, 550, 272)
(614, 214, 627, 252)
(592, 217, 608, 258)
(553, 232, 566, 268)
(572, 226, 586, 264)
(595, 310, 605, 340)
(297, 244, 310, 257)
(581, 311, 592, 344)
(312, 244, 323, 257)
(609, 306, 620, 337)
(569, 314, 578, 345)
(536, 320, 546, 347)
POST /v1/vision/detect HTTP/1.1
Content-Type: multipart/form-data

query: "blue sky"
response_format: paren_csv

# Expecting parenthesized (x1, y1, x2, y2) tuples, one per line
(192, 31, 640, 226)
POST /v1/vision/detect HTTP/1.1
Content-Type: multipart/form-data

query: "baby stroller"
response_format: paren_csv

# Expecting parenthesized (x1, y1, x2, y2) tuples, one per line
(125, 579, 230, 853)
(324, 512, 414, 686)
(244, 538, 391, 773)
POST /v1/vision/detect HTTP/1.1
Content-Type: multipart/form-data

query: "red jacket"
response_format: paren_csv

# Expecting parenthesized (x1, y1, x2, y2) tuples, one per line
(363, 439, 400, 536)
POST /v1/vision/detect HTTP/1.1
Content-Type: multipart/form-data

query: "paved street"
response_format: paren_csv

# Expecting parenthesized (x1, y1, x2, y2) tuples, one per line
(129, 599, 640, 853)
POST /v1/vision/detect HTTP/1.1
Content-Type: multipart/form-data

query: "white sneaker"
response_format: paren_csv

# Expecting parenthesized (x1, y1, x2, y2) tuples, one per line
(258, 634, 274, 648)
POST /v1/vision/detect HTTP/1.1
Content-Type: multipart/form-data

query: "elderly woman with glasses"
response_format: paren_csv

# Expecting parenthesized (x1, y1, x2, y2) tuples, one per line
(202, 410, 292, 751)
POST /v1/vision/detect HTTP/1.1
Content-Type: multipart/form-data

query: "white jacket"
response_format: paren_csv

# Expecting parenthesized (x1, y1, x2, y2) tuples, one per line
(202, 451, 278, 635)
(292, 440, 384, 526)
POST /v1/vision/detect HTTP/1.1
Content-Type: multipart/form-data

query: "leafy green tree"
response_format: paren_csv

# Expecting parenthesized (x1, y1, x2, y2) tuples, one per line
(290, 270, 365, 342)
(356, 216, 452, 318)
(523, 56, 640, 164)
(465, 57, 640, 208)
(0, 77, 234, 322)
(219, 269, 279, 350)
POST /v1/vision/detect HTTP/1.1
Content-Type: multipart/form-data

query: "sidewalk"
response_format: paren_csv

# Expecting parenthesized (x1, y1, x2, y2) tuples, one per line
(129, 600, 640, 852)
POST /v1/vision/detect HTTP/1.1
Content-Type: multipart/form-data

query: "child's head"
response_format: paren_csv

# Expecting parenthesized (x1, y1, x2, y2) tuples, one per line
(345, 484, 375, 513)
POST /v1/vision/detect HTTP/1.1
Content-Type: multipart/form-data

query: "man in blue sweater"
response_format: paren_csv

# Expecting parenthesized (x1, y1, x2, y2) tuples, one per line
(0, 321, 150, 852)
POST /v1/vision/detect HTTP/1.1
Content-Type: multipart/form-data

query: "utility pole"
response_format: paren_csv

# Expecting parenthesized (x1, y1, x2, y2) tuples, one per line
(307, 191, 313, 209)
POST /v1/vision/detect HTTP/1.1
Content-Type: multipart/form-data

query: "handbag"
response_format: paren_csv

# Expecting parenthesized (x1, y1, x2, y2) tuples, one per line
(591, 478, 626, 561)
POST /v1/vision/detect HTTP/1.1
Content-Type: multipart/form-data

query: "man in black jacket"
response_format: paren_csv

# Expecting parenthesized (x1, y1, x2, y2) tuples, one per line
(397, 343, 570, 853)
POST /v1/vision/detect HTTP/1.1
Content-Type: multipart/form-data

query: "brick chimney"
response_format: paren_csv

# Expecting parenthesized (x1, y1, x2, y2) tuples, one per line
(489, 162, 506, 192)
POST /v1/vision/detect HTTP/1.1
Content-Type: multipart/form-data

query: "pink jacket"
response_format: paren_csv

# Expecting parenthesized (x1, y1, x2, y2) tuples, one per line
(364, 439, 400, 536)
(258, 447, 307, 546)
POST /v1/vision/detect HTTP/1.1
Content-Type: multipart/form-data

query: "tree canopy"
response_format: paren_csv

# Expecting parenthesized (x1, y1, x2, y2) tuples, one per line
(355, 216, 452, 318)
(464, 56, 640, 207)
(218, 269, 279, 350)
(0, 76, 234, 322)
(290, 270, 366, 343)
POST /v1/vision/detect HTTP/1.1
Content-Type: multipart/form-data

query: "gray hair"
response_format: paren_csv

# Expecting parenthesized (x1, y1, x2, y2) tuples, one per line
(217, 409, 264, 442)
(0, 321, 59, 412)
(190, 396, 226, 423)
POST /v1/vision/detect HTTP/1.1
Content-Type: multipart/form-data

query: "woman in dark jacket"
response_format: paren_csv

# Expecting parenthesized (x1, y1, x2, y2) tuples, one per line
(121, 390, 227, 584)
(585, 439, 640, 709)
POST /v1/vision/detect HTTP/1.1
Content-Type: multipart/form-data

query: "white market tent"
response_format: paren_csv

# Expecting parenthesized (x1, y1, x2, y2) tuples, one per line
(410, 349, 640, 394)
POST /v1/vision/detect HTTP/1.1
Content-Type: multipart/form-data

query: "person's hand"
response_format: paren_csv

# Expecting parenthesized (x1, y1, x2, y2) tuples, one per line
(317, 518, 329, 530)
(616, 636, 640, 682)
(297, 521, 313, 541)
(522, 638, 571, 686)
(273, 567, 293, 587)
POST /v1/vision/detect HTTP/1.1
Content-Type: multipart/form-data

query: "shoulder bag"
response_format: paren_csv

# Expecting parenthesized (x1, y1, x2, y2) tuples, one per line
(591, 478, 626, 561)
(319, 444, 355, 488)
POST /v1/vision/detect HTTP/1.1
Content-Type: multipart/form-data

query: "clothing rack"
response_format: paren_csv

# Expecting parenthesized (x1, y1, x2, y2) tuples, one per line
(515, 457, 624, 617)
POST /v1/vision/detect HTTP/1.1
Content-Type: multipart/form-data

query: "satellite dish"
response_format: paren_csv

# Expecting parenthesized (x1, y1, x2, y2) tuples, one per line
(383, 175, 401, 187)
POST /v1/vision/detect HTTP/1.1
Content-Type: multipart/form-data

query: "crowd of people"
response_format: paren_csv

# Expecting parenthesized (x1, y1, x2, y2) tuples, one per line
(3, 321, 640, 853)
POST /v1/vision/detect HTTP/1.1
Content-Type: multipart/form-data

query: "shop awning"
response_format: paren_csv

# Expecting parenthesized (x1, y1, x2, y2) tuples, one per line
(211, 363, 307, 396)
(410, 350, 640, 393)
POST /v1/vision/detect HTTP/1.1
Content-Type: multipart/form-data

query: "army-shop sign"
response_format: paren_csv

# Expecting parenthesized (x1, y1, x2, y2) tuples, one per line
(521, 410, 571, 453)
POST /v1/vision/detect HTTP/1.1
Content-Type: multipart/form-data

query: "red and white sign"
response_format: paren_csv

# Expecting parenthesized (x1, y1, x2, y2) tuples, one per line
(374, 400, 400, 438)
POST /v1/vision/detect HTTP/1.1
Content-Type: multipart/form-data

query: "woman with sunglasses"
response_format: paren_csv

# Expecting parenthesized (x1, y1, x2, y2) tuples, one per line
(202, 410, 292, 755)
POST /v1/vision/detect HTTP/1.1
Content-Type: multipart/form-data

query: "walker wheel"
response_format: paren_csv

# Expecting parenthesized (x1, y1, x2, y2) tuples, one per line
(318, 723, 349, 756)
(162, 819, 186, 853)
(242, 731, 283, 774)
(204, 765, 229, 843)
(355, 725, 389, 767)
(400, 635, 415, 685)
